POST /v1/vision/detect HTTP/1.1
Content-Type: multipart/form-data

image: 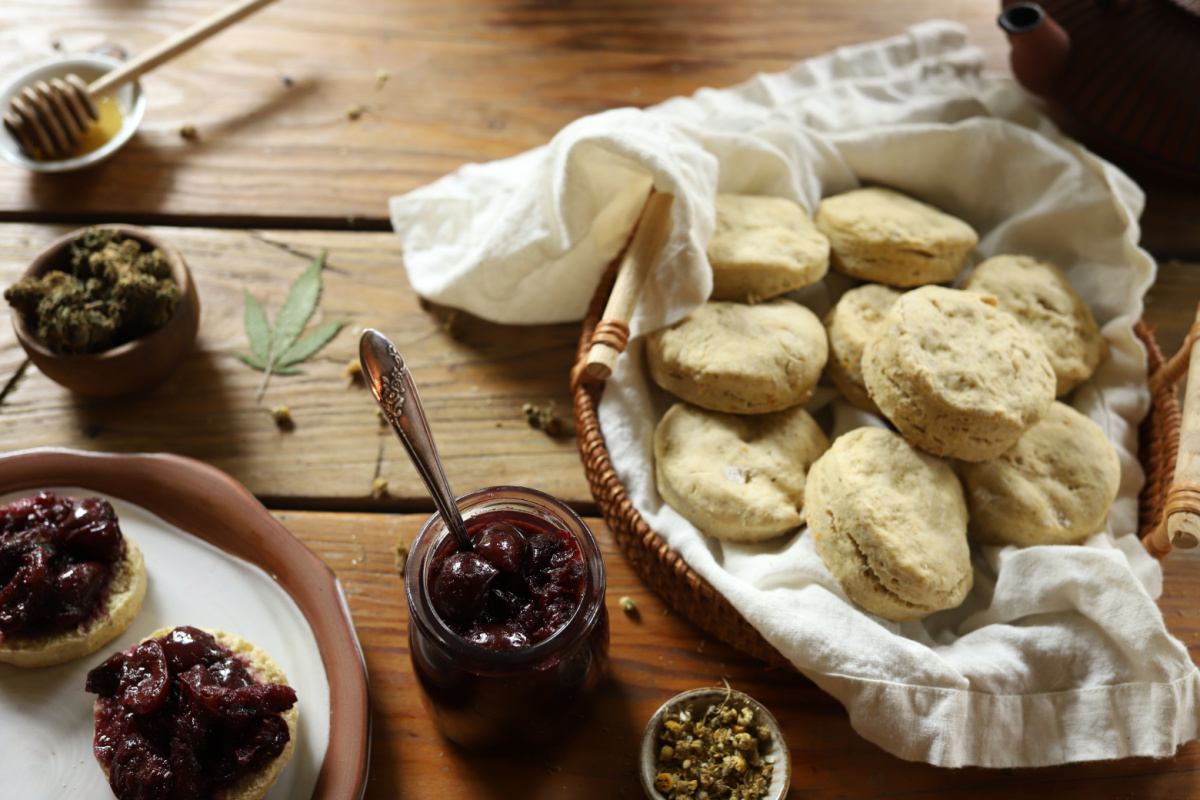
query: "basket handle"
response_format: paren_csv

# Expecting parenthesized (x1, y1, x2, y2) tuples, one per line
(583, 190, 674, 381)
(1144, 302, 1200, 559)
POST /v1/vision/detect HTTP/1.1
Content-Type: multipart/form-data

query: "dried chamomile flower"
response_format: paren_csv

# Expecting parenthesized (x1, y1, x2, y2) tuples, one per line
(523, 401, 564, 436)
(651, 692, 776, 800)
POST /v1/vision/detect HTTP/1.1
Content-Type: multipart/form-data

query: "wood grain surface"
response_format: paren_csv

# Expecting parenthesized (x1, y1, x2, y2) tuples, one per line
(0, 0, 1004, 226)
(282, 509, 1200, 800)
(0, 223, 591, 508)
(2, 222, 1198, 509)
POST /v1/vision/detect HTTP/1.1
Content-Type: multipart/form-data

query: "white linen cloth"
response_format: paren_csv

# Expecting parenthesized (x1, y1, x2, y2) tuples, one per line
(389, 21, 1200, 768)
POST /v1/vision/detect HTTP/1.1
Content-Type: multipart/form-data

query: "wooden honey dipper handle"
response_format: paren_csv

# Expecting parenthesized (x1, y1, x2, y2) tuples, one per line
(87, 0, 281, 98)
(1145, 302, 1200, 558)
(584, 190, 674, 381)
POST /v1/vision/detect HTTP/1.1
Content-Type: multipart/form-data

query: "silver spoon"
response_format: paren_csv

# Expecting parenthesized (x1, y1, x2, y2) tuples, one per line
(359, 328, 473, 552)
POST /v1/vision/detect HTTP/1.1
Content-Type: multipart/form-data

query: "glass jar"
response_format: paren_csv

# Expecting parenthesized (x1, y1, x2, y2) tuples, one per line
(405, 485, 609, 751)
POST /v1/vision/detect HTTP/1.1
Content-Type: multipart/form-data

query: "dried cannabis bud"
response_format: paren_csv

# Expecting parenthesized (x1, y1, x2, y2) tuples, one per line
(652, 693, 776, 800)
(4, 228, 180, 354)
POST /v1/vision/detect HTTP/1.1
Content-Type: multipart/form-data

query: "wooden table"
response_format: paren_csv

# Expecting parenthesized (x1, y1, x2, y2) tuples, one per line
(1, 2, 1198, 798)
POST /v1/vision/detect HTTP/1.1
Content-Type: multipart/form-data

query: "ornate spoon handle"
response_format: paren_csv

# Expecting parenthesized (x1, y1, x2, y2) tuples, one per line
(359, 328, 473, 551)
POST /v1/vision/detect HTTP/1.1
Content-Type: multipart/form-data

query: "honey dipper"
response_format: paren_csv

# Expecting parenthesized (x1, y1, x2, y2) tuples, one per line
(3, 0, 280, 161)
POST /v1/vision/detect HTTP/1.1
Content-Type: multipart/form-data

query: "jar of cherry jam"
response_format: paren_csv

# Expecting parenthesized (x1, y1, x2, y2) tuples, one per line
(405, 485, 609, 751)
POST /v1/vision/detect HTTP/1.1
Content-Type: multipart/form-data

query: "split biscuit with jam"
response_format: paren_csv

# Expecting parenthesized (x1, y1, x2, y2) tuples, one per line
(0, 493, 147, 668)
(807, 426, 972, 622)
(654, 401, 830, 542)
(707, 193, 831, 303)
(861, 285, 1056, 462)
(960, 402, 1121, 547)
(962, 254, 1108, 396)
(646, 298, 828, 415)
(87, 625, 299, 800)
(815, 187, 977, 287)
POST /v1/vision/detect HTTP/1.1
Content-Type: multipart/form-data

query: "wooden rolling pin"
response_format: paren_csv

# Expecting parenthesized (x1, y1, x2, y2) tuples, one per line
(1145, 303, 1200, 558)
(584, 190, 674, 381)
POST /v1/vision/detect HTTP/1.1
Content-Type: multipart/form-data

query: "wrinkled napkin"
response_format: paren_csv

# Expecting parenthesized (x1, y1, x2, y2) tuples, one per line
(389, 20, 1200, 768)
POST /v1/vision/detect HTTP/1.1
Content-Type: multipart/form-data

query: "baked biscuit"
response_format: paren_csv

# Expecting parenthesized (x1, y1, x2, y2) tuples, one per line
(0, 536, 147, 668)
(862, 285, 1056, 462)
(815, 187, 978, 287)
(960, 402, 1120, 547)
(823, 283, 903, 412)
(646, 299, 828, 414)
(94, 627, 299, 800)
(707, 193, 831, 303)
(654, 402, 830, 541)
(962, 254, 1108, 396)
(807, 426, 972, 622)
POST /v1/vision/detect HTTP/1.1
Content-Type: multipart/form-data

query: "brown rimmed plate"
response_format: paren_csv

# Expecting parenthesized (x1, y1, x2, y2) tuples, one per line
(0, 448, 369, 800)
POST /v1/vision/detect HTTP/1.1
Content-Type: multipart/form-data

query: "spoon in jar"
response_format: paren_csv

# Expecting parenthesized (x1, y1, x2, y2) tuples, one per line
(3, 0, 279, 161)
(359, 328, 474, 552)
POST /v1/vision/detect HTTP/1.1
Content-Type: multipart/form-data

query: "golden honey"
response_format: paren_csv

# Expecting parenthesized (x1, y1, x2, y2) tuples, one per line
(69, 95, 123, 158)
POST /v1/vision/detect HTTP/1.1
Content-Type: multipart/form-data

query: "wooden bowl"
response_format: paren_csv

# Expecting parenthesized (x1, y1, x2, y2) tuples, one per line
(10, 224, 200, 396)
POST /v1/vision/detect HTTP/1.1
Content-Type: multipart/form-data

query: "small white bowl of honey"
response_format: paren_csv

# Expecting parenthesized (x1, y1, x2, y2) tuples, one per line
(0, 54, 145, 173)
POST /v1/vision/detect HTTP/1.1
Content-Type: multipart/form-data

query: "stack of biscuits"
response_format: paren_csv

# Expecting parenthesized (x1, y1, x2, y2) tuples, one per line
(647, 187, 1119, 623)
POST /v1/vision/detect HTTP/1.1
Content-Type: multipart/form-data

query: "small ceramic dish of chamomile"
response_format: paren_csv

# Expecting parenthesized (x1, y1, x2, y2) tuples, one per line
(0, 53, 146, 173)
(640, 686, 791, 800)
(8, 223, 200, 397)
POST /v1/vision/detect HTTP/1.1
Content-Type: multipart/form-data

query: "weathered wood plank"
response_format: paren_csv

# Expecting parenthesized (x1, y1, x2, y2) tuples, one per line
(0, 224, 590, 508)
(2, 222, 1198, 508)
(282, 510, 1200, 800)
(0, 0, 1010, 224)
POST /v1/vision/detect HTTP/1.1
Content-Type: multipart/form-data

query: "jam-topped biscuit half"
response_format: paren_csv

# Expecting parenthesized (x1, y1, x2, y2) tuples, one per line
(0, 492, 147, 667)
(86, 626, 299, 800)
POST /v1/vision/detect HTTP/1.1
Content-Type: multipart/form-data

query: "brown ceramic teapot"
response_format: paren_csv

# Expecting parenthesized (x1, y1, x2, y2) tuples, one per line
(998, 0, 1200, 183)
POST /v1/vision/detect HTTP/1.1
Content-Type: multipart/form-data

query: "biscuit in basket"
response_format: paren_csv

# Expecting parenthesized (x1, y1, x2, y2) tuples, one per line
(959, 401, 1120, 547)
(654, 401, 829, 542)
(814, 187, 978, 287)
(823, 283, 903, 413)
(707, 193, 831, 303)
(807, 426, 972, 622)
(645, 299, 827, 415)
(962, 254, 1108, 396)
(861, 285, 1056, 462)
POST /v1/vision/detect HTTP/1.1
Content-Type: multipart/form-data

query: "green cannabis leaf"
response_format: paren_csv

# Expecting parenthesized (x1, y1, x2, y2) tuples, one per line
(241, 250, 345, 402)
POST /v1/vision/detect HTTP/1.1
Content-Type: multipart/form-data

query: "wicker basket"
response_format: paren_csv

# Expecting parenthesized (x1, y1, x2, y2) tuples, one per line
(571, 258, 1198, 671)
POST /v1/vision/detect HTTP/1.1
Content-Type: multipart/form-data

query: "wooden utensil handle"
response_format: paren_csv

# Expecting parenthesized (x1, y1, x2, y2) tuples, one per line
(1167, 306, 1200, 546)
(584, 190, 674, 381)
(1145, 303, 1200, 558)
(87, 0, 281, 97)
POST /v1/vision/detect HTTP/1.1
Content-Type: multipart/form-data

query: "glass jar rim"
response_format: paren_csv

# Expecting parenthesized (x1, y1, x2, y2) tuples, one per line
(405, 485, 606, 670)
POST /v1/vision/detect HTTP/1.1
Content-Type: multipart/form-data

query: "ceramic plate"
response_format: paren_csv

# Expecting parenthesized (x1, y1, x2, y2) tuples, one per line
(0, 449, 369, 800)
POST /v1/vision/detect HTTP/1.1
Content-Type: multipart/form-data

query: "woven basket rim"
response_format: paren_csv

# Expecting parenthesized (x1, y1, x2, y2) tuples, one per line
(571, 260, 1184, 671)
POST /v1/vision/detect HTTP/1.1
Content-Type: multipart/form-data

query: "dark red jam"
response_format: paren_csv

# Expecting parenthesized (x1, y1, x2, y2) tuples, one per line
(407, 489, 609, 751)
(429, 516, 587, 650)
(0, 492, 124, 639)
(85, 626, 298, 800)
